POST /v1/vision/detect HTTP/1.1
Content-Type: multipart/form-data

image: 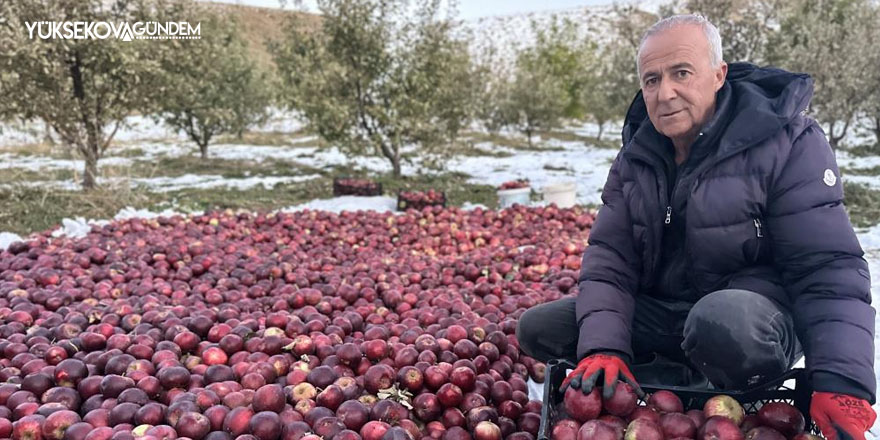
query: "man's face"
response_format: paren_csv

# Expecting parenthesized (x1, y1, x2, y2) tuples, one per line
(638, 24, 727, 145)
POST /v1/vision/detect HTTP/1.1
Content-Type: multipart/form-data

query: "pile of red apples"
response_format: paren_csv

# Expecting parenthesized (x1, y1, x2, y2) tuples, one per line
(0, 205, 595, 440)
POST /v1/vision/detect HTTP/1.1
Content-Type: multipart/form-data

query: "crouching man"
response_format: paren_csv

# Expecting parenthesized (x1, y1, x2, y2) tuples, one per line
(517, 14, 876, 440)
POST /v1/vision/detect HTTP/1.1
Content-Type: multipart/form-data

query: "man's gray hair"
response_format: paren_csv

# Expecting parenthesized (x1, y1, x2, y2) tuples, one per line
(636, 14, 723, 78)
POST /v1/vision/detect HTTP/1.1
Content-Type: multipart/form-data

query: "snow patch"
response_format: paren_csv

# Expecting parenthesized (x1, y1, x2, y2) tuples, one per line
(447, 139, 617, 206)
(2, 174, 322, 193)
(281, 196, 399, 214)
(0, 232, 23, 251)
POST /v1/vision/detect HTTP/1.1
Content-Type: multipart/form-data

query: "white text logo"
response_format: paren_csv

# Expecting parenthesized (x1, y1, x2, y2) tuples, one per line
(25, 21, 201, 41)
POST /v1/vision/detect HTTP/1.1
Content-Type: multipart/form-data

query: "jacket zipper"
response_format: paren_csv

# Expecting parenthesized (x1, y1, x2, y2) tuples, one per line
(665, 206, 672, 225)
(622, 149, 669, 285)
(754, 218, 763, 238)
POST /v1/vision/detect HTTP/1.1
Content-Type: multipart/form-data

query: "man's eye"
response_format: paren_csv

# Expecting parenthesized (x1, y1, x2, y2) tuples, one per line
(676, 70, 690, 79)
(645, 78, 657, 86)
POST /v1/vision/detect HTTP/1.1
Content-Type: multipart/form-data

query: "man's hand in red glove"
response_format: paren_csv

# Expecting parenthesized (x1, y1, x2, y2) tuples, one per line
(560, 353, 645, 400)
(811, 392, 876, 440)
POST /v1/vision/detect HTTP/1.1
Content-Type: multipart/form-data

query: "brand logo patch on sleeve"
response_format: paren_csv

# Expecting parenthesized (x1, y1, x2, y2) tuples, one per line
(823, 169, 837, 187)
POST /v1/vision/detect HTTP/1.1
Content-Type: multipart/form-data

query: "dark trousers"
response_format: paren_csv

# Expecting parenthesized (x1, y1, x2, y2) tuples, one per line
(516, 289, 803, 390)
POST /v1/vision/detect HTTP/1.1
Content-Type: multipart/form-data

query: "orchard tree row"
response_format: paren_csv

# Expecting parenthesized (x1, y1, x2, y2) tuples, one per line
(0, 0, 274, 189)
(1, 0, 879, 189)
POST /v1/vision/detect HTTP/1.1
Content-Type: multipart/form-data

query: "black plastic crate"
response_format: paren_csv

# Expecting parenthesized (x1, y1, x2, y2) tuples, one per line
(333, 178, 383, 197)
(396, 190, 447, 211)
(538, 359, 817, 439)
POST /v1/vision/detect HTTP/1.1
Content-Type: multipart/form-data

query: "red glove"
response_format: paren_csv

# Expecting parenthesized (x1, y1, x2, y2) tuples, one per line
(810, 392, 876, 440)
(560, 353, 645, 400)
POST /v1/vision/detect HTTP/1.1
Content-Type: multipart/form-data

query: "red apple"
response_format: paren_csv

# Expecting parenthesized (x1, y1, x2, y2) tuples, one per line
(647, 390, 684, 413)
(577, 420, 619, 440)
(745, 427, 786, 440)
(563, 387, 602, 423)
(603, 382, 638, 417)
(756, 402, 805, 438)
(659, 412, 697, 439)
(473, 421, 502, 440)
(551, 419, 579, 440)
(699, 416, 745, 440)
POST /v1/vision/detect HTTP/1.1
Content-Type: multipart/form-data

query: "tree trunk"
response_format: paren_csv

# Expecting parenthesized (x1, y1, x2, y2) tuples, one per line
(199, 142, 208, 160)
(82, 148, 98, 190)
(871, 116, 880, 146)
(596, 122, 605, 142)
(827, 120, 850, 150)
(379, 141, 402, 179)
(44, 120, 55, 146)
(526, 129, 533, 148)
(392, 149, 401, 178)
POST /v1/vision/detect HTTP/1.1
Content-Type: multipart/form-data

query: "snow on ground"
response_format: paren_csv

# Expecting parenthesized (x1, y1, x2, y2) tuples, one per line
(837, 149, 880, 171)
(0, 153, 133, 172)
(448, 137, 618, 206)
(0, 232, 23, 251)
(0, 173, 322, 193)
(281, 196, 399, 214)
(1, 125, 620, 206)
(45, 207, 204, 239)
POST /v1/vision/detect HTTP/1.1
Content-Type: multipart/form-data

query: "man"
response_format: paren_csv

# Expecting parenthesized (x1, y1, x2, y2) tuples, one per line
(516, 14, 877, 440)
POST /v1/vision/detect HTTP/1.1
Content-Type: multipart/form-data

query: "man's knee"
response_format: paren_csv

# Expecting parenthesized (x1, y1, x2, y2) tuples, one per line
(684, 289, 786, 342)
(516, 306, 542, 358)
(515, 297, 578, 363)
(682, 289, 792, 388)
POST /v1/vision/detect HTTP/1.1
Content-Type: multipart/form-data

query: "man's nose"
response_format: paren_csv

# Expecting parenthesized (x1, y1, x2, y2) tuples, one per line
(658, 77, 677, 101)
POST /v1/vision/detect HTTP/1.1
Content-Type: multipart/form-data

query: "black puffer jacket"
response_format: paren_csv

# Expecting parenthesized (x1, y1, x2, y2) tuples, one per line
(576, 63, 876, 401)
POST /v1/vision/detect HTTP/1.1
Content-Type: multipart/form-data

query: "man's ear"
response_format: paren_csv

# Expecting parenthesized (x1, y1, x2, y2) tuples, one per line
(715, 61, 728, 91)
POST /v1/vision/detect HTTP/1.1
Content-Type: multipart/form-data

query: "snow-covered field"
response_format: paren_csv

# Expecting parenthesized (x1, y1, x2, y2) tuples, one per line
(3, 110, 880, 435)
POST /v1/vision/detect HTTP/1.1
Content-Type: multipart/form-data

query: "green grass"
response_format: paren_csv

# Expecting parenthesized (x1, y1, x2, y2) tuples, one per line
(109, 147, 147, 158)
(842, 165, 880, 176)
(125, 156, 322, 179)
(461, 131, 565, 152)
(844, 142, 880, 158)
(543, 164, 572, 172)
(439, 138, 514, 158)
(843, 181, 880, 228)
(0, 142, 76, 159)
(0, 168, 76, 185)
(0, 166, 496, 236)
(0, 184, 156, 235)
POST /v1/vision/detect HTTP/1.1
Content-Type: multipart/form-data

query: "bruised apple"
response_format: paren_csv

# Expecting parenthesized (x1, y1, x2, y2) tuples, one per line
(704, 395, 745, 426)
(577, 420, 620, 440)
(624, 419, 663, 440)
